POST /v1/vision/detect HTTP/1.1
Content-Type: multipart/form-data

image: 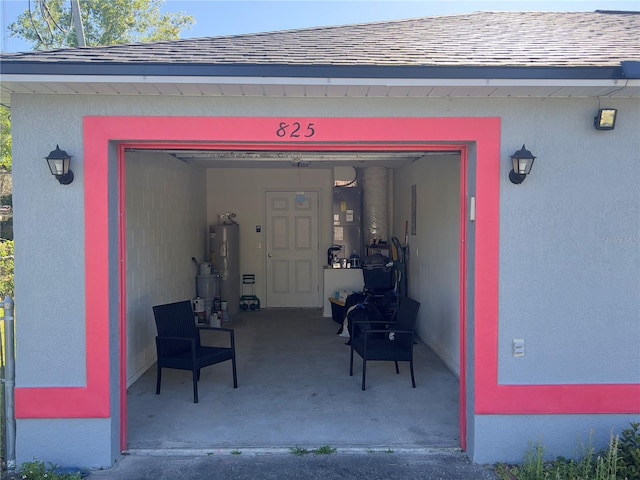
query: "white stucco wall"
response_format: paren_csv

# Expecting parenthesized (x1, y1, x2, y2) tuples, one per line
(393, 155, 462, 376)
(498, 119, 640, 385)
(125, 151, 206, 386)
(206, 167, 333, 307)
(9, 92, 639, 467)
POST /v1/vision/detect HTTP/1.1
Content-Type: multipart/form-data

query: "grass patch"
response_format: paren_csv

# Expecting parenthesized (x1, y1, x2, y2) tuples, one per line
(313, 445, 336, 455)
(230, 450, 242, 455)
(290, 445, 337, 456)
(495, 423, 640, 480)
(13, 461, 82, 480)
(290, 447, 310, 456)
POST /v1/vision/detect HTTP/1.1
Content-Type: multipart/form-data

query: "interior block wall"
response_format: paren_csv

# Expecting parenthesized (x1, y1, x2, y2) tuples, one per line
(393, 155, 462, 376)
(125, 152, 207, 385)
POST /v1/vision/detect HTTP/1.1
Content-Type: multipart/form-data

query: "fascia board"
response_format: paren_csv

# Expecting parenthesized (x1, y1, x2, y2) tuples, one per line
(2, 73, 638, 89)
(0, 62, 627, 80)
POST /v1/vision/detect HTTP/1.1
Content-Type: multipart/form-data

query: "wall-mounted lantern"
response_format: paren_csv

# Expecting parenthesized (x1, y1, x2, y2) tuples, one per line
(45, 145, 74, 185)
(594, 108, 617, 131)
(509, 145, 536, 185)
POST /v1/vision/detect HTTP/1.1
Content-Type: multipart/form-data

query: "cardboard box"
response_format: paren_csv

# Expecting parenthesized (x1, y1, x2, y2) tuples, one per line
(333, 289, 353, 303)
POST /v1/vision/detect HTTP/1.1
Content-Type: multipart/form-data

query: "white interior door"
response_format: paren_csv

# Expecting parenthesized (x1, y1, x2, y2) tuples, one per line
(266, 191, 319, 307)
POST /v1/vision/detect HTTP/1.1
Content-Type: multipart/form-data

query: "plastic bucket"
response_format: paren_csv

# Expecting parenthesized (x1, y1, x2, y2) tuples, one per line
(197, 274, 219, 299)
(193, 297, 207, 324)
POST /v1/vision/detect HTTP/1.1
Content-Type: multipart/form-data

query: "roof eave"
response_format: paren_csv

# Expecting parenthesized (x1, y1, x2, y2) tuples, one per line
(0, 62, 629, 81)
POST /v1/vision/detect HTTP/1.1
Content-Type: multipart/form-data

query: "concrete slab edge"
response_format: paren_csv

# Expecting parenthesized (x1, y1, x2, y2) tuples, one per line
(125, 446, 464, 457)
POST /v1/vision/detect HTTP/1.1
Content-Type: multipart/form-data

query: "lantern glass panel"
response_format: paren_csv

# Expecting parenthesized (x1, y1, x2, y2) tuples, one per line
(512, 156, 534, 175)
(48, 158, 71, 176)
(48, 158, 62, 176)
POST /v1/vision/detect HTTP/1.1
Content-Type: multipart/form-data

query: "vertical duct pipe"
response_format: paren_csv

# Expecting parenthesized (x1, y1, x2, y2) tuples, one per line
(362, 167, 388, 248)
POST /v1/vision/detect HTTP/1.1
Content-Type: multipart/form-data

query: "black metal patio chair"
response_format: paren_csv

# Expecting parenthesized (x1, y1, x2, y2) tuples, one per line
(349, 296, 420, 391)
(153, 300, 237, 403)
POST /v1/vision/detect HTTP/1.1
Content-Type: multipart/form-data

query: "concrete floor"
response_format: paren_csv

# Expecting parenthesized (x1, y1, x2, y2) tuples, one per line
(126, 308, 460, 451)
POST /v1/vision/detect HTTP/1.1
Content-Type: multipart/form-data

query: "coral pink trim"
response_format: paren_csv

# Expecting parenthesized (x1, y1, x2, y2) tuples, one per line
(15, 117, 638, 440)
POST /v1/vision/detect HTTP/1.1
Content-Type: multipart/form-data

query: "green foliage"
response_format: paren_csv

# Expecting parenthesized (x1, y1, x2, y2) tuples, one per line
(0, 378, 4, 470)
(618, 423, 640, 480)
(17, 460, 82, 480)
(0, 106, 11, 173)
(0, 188, 13, 241)
(0, 240, 14, 297)
(290, 446, 310, 456)
(9, 0, 195, 50)
(290, 445, 336, 455)
(520, 439, 546, 479)
(313, 445, 337, 455)
(495, 424, 640, 480)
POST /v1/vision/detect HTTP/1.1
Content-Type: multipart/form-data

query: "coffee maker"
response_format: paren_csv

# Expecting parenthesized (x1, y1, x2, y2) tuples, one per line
(327, 245, 343, 267)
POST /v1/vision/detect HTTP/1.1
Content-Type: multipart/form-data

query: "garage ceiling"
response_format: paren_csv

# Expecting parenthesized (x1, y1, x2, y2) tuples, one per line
(127, 149, 460, 169)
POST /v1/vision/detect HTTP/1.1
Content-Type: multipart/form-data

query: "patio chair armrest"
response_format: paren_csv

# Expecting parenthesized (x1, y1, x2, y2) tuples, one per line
(156, 335, 195, 345)
(351, 319, 394, 326)
(363, 328, 412, 335)
(362, 329, 414, 348)
(197, 326, 235, 349)
(198, 326, 234, 334)
(155, 336, 197, 356)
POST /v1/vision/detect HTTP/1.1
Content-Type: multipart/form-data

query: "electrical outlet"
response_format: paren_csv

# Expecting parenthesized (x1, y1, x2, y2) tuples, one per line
(512, 338, 525, 357)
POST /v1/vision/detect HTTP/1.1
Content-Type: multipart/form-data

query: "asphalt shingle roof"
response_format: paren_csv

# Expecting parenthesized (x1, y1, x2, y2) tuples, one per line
(2, 11, 638, 69)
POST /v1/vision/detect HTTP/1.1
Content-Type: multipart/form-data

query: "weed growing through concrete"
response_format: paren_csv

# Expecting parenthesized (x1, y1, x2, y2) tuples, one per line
(290, 447, 310, 456)
(290, 446, 336, 455)
(314, 446, 337, 455)
(366, 448, 395, 454)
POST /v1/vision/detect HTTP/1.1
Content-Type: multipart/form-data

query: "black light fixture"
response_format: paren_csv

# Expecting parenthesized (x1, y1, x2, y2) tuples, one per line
(594, 108, 617, 130)
(509, 144, 536, 185)
(45, 145, 74, 185)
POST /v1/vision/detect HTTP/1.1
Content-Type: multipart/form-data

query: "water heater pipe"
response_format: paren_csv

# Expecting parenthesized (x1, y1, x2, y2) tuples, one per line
(362, 167, 389, 246)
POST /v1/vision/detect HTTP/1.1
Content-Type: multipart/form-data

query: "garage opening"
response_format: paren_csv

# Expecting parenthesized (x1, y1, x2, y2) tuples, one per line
(122, 147, 465, 451)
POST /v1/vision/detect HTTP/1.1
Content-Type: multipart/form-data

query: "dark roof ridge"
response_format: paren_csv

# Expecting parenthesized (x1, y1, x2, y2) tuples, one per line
(594, 10, 640, 14)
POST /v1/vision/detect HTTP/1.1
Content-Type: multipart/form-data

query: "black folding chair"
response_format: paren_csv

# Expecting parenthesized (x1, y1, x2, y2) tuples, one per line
(153, 300, 237, 403)
(349, 296, 420, 391)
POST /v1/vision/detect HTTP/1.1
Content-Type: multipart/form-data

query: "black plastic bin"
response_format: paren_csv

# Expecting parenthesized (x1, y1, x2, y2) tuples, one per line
(361, 254, 395, 292)
(330, 300, 348, 325)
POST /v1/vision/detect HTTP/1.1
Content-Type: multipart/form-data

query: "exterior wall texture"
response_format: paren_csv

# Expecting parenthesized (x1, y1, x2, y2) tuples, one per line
(473, 414, 639, 465)
(9, 92, 640, 467)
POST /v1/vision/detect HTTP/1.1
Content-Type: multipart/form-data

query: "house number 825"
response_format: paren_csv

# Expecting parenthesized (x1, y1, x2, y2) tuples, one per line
(276, 122, 316, 138)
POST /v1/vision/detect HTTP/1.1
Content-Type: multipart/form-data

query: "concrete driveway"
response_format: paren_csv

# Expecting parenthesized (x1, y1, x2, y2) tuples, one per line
(86, 449, 500, 480)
